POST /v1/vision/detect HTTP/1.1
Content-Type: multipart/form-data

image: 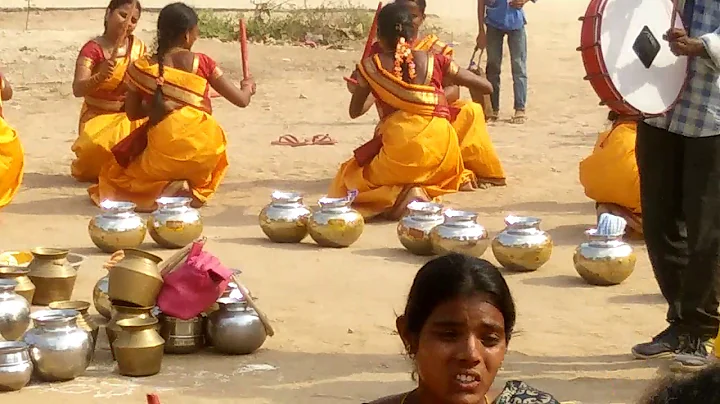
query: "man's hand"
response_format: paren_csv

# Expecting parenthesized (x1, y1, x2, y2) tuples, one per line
(476, 30, 487, 50)
(510, 0, 529, 9)
(666, 28, 708, 57)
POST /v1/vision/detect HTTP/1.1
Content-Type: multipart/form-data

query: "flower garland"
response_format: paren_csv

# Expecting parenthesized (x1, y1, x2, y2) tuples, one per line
(394, 37, 417, 81)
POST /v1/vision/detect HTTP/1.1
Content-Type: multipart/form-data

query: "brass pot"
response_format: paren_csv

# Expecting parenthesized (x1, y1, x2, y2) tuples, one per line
(307, 196, 365, 248)
(106, 304, 156, 358)
(148, 197, 203, 249)
(113, 317, 165, 377)
(48, 301, 99, 361)
(0, 266, 35, 303)
(396, 201, 444, 256)
(491, 216, 553, 272)
(89, 200, 147, 253)
(108, 249, 163, 308)
(429, 210, 489, 258)
(27, 248, 77, 306)
(574, 229, 636, 286)
(92, 275, 112, 319)
(259, 191, 312, 243)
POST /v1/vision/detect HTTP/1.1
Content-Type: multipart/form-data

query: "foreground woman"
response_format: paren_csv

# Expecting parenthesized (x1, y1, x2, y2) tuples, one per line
(331, 2, 493, 219)
(89, 2, 255, 211)
(0, 72, 24, 209)
(579, 111, 641, 236)
(350, 0, 506, 186)
(367, 254, 560, 404)
(71, 0, 146, 183)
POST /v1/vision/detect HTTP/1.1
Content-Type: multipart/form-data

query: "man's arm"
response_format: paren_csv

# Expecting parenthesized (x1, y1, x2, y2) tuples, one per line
(476, 0, 486, 49)
(699, 28, 720, 69)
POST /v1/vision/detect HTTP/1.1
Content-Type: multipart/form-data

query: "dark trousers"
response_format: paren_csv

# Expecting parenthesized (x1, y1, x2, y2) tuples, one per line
(636, 122, 720, 338)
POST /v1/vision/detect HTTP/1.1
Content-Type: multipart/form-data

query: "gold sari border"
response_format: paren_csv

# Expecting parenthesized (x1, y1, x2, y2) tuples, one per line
(84, 95, 124, 112)
(127, 62, 209, 112)
(359, 56, 439, 107)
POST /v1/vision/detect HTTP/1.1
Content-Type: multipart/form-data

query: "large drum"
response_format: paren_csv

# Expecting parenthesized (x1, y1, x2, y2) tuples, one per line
(578, 0, 688, 117)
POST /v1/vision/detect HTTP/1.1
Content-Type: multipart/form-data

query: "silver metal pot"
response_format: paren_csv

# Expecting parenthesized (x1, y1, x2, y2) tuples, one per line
(88, 200, 147, 253)
(0, 341, 32, 391)
(429, 209, 489, 257)
(491, 215, 553, 272)
(259, 190, 312, 243)
(396, 201, 444, 256)
(158, 313, 204, 354)
(0, 279, 30, 341)
(574, 228, 636, 286)
(206, 297, 267, 355)
(148, 196, 203, 249)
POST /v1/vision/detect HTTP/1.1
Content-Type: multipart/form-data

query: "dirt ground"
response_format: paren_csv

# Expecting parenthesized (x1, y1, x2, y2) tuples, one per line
(0, 2, 675, 403)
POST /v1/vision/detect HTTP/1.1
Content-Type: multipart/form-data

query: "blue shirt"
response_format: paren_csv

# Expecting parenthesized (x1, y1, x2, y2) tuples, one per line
(484, 0, 532, 32)
(645, 0, 720, 137)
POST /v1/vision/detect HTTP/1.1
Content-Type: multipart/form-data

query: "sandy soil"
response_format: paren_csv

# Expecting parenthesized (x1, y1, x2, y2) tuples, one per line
(0, 2, 673, 403)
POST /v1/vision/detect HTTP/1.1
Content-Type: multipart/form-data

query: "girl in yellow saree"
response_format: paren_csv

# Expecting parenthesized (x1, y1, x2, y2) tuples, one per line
(71, 0, 146, 183)
(350, 0, 506, 187)
(330, 2, 493, 219)
(0, 72, 24, 209)
(88, 2, 256, 212)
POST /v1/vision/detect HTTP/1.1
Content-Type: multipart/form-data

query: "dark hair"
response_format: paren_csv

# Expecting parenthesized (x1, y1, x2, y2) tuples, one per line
(607, 110, 619, 122)
(150, 2, 198, 127)
(402, 254, 516, 344)
(643, 366, 720, 404)
(397, 0, 426, 13)
(103, 0, 142, 34)
(377, 2, 415, 82)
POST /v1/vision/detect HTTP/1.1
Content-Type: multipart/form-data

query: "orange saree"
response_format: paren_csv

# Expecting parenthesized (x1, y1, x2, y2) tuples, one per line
(0, 80, 24, 209)
(329, 53, 475, 218)
(71, 36, 147, 182)
(88, 54, 228, 211)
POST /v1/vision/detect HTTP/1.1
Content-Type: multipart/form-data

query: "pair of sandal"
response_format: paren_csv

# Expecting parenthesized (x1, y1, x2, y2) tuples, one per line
(271, 134, 338, 147)
(488, 110, 527, 124)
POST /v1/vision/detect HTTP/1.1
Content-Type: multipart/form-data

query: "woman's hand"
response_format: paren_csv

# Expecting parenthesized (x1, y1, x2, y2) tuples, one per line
(241, 77, 256, 96)
(346, 70, 360, 94)
(96, 59, 117, 81)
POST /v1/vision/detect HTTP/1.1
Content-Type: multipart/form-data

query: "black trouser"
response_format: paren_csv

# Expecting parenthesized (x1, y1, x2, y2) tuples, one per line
(636, 122, 720, 339)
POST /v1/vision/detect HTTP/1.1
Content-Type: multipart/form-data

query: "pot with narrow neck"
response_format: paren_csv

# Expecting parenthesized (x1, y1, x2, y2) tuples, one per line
(89, 200, 147, 253)
(259, 191, 312, 243)
(0, 341, 33, 391)
(573, 229, 636, 286)
(207, 297, 267, 355)
(106, 304, 157, 358)
(148, 197, 203, 249)
(0, 279, 30, 341)
(308, 196, 365, 248)
(0, 266, 35, 303)
(113, 317, 165, 377)
(491, 215, 553, 272)
(48, 301, 98, 361)
(27, 247, 77, 306)
(397, 201, 445, 256)
(108, 248, 163, 308)
(429, 210, 489, 257)
(22, 309, 91, 381)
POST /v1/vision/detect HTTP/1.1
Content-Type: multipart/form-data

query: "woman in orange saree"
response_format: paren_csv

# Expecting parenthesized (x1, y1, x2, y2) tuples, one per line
(579, 111, 642, 237)
(71, 0, 146, 183)
(350, 0, 506, 187)
(330, 2, 494, 220)
(0, 72, 24, 209)
(88, 2, 256, 212)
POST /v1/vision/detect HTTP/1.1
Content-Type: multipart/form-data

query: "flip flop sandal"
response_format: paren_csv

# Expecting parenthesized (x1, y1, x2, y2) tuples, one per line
(310, 134, 338, 145)
(271, 135, 308, 147)
(510, 111, 527, 124)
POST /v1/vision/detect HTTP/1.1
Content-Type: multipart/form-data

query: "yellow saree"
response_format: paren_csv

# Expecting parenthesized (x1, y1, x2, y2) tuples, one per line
(413, 34, 506, 185)
(88, 55, 229, 211)
(579, 122, 642, 234)
(71, 36, 147, 182)
(328, 53, 474, 218)
(0, 96, 24, 209)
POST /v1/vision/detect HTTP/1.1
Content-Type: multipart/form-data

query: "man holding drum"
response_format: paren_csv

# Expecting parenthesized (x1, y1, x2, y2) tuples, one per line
(631, 0, 720, 371)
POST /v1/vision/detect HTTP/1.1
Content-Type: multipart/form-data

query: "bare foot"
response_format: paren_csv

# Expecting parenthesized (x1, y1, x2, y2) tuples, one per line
(460, 182, 476, 192)
(387, 186, 430, 220)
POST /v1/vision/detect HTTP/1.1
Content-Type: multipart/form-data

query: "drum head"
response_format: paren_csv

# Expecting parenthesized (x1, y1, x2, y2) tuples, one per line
(600, 0, 687, 115)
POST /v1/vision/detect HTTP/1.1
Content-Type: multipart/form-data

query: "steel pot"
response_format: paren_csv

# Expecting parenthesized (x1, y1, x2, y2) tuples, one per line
(48, 301, 98, 361)
(88, 200, 147, 253)
(259, 190, 312, 243)
(491, 215, 553, 272)
(158, 313, 204, 354)
(397, 201, 444, 256)
(148, 196, 203, 249)
(0, 279, 30, 341)
(308, 196, 365, 248)
(429, 210, 489, 257)
(574, 228, 636, 286)
(207, 297, 267, 355)
(0, 341, 32, 391)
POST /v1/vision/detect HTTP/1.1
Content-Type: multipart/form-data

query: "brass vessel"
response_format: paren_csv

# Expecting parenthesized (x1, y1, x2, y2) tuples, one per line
(113, 317, 165, 377)
(396, 201, 445, 256)
(148, 197, 203, 249)
(27, 248, 77, 306)
(491, 216, 553, 272)
(89, 200, 147, 253)
(259, 191, 312, 243)
(108, 249, 163, 308)
(308, 196, 365, 248)
(92, 275, 112, 319)
(48, 301, 99, 361)
(574, 229, 636, 286)
(106, 304, 156, 356)
(0, 266, 35, 303)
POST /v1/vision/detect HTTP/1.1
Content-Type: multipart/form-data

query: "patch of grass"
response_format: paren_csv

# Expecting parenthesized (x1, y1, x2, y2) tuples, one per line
(197, 1, 374, 46)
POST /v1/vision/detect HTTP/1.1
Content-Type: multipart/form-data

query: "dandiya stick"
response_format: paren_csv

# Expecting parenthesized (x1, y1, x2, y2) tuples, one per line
(110, 0, 138, 58)
(240, 18, 250, 79)
(670, 0, 679, 30)
(231, 274, 275, 337)
(344, 2, 382, 85)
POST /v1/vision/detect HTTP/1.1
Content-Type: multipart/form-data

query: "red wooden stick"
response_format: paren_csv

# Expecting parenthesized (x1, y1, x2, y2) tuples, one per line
(146, 393, 161, 404)
(239, 18, 250, 79)
(344, 2, 382, 85)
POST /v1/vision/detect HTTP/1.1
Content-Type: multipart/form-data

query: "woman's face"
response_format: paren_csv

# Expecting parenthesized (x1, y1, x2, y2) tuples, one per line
(400, 295, 508, 404)
(406, 2, 425, 37)
(105, 4, 140, 38)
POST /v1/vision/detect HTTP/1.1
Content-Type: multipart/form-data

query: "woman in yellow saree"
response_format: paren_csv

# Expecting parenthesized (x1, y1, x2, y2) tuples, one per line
(330, 2, 493, 219)
(0, 72, 24, 209)
(350, 0, 506, 187)
(88, 2, 256, 211)
(579, 111, 642, 236)
(71, 0, 146, 183)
